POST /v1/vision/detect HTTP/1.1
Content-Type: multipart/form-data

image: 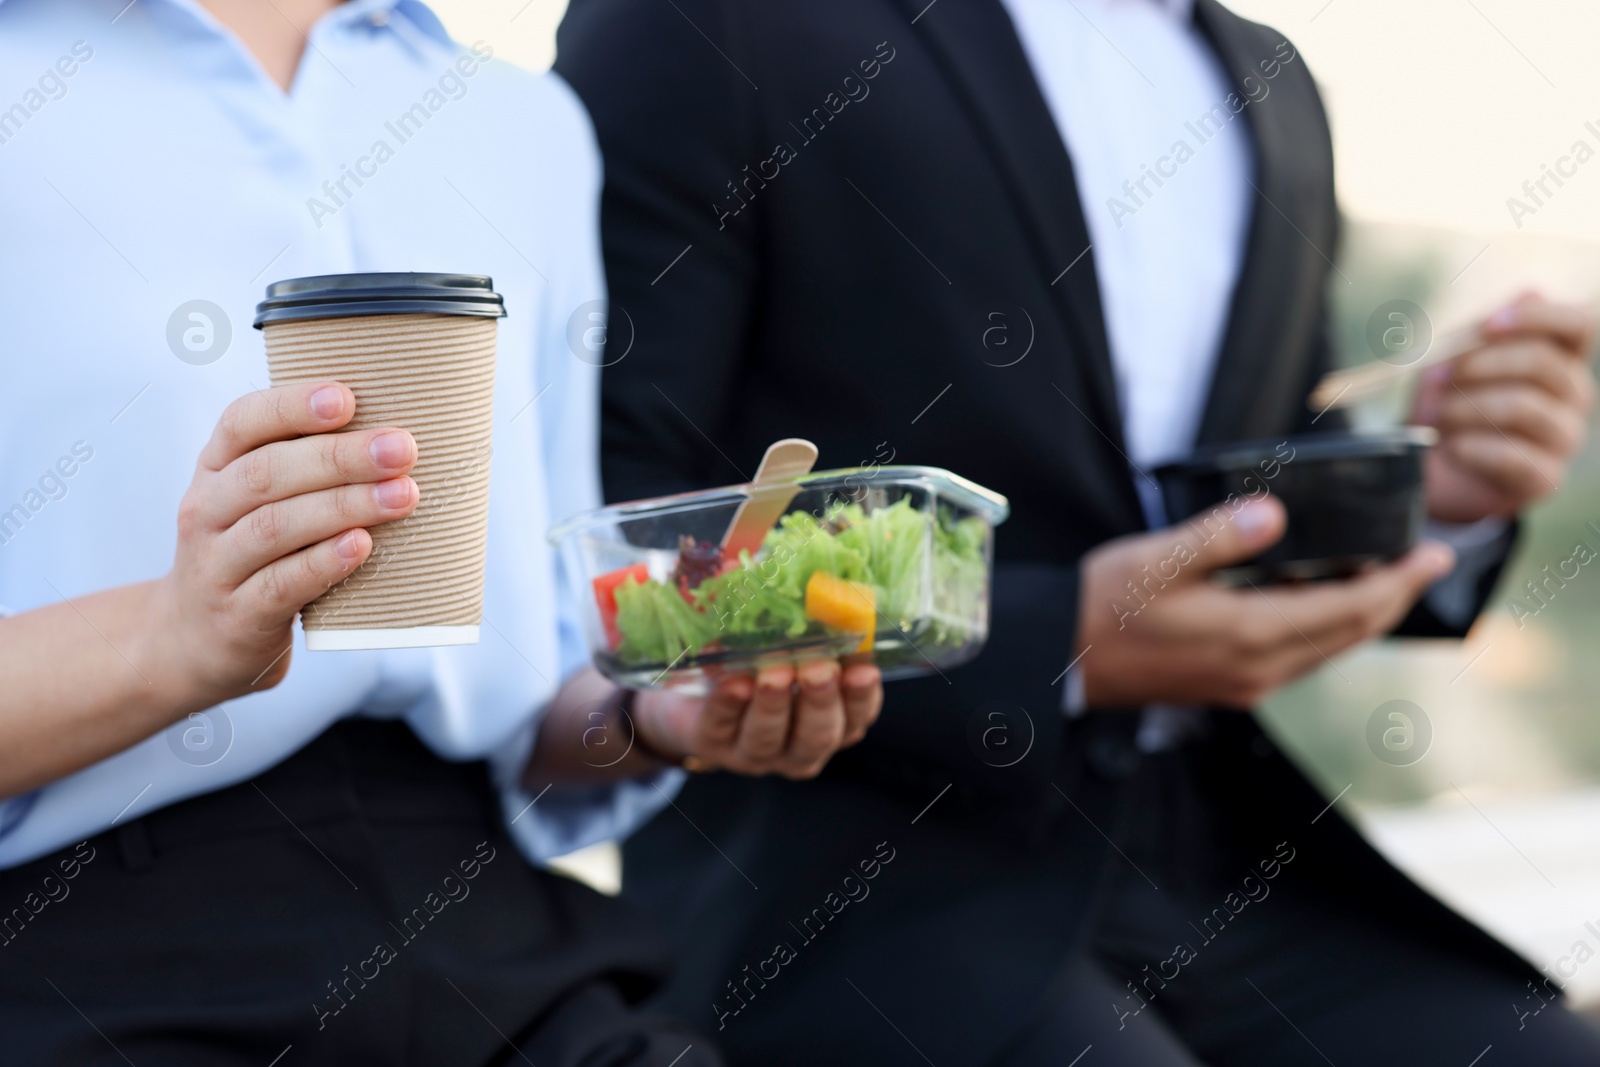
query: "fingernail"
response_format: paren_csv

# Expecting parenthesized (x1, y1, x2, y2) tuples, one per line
(1488, 306, 1520, 331)
(335, 530, 363, 559)
(801, 662, 837, 689)
(374, 478, 413, 509)
(369, 431, 412, 469)
(1234, 499, 1277, 542)
(310, 386, 345, 420)
(1425, 543, 1456, 576)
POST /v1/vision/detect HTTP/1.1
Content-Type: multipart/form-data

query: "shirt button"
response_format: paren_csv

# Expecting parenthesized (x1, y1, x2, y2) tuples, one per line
(367, 9, 390, 27)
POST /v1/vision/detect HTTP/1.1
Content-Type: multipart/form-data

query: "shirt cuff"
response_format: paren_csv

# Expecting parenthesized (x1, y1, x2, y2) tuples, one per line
(1421, 517, 1513, 628)
(487, 718, 685, 866)
(0, 604, 32, 843)
(1061, 663, 1087, 717)
(0, 792, 39, 843)
(1061, 662, 1206, 752)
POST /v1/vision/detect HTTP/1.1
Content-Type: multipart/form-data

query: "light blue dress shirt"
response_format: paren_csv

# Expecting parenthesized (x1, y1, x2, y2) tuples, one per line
(0, 0, 681, 868)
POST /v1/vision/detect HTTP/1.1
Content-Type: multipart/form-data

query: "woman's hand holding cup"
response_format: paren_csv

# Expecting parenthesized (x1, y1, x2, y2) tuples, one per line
(146, 381, 419, 707)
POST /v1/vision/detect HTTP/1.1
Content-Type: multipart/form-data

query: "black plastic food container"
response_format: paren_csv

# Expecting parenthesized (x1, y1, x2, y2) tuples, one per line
(1153, 428, 1437, 584)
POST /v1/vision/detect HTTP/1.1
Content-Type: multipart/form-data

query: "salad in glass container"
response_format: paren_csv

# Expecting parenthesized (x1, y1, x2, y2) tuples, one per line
(549, 466, 1010, 691)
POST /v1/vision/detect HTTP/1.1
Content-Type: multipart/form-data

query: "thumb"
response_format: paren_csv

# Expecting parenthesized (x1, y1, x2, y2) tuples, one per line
(1353, 540, 1458, 609)
(1167, 496, 1287, 577)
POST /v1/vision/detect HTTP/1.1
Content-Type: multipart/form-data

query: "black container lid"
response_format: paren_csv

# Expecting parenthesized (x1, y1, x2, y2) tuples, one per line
(1154, 427, 1438, 477)
(253, 272, 506, 327)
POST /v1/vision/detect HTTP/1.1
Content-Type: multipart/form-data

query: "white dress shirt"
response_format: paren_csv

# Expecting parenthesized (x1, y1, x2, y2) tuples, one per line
(1001, 0, 1253, 498)
(999, 0, 1503, 744)
(1000, 0, 1249, 745)
(0, 0, 679, 868)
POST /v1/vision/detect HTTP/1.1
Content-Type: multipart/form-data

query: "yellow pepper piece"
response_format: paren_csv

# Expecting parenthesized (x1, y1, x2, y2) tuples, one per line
(804, 571, 877, 652)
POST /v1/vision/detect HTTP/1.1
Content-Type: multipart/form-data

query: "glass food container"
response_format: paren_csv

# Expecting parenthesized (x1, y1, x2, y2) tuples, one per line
(549, 466, 1010, 691)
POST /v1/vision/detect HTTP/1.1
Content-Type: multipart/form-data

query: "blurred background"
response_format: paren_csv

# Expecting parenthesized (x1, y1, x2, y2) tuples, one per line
(429, 0, 1600, 1003)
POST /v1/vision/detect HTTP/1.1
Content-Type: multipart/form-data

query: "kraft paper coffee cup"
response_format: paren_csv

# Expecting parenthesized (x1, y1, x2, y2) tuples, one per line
(254, 273, 505, 651)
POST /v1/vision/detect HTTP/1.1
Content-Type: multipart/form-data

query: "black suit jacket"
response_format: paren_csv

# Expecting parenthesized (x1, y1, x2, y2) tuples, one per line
(556, 1, 1530, 1062)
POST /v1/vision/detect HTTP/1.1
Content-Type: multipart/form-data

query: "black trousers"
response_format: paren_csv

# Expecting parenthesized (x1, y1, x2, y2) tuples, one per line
(996, 740, 1600, 1066)
(0, 720, 720, 1067)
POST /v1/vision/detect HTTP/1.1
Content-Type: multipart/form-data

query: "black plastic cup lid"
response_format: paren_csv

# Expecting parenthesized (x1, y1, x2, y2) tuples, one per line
(253, 272, 506, 327)
(1154, 427, 1438, 477)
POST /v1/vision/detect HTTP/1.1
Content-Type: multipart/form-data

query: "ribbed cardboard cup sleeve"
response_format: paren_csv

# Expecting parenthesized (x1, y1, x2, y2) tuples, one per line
(263, 314, 498, 648)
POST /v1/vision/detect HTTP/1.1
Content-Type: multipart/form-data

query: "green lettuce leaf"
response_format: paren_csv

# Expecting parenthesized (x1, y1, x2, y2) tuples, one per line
(611, 495, 988, 666)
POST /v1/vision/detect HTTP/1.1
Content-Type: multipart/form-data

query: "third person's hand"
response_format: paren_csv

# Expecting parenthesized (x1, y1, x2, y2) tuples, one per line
(633, 659, 883, 778)
(1416, 293, 1596, 523)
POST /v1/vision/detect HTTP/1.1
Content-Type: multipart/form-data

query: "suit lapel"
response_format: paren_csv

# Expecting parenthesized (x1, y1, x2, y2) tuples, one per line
(1192, 0, 1340, 445)
(893, 0, 1127, 457)
(897, 0, 1335, 479)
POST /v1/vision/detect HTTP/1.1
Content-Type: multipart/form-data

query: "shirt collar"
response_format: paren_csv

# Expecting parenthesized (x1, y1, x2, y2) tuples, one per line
(1072, 0, 1197, 20)
(94, 0, 455, 49)
(330, 0, 455, 46)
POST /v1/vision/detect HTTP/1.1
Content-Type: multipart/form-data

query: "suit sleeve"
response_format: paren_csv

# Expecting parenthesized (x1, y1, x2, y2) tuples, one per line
(555, 0, 763, 504)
